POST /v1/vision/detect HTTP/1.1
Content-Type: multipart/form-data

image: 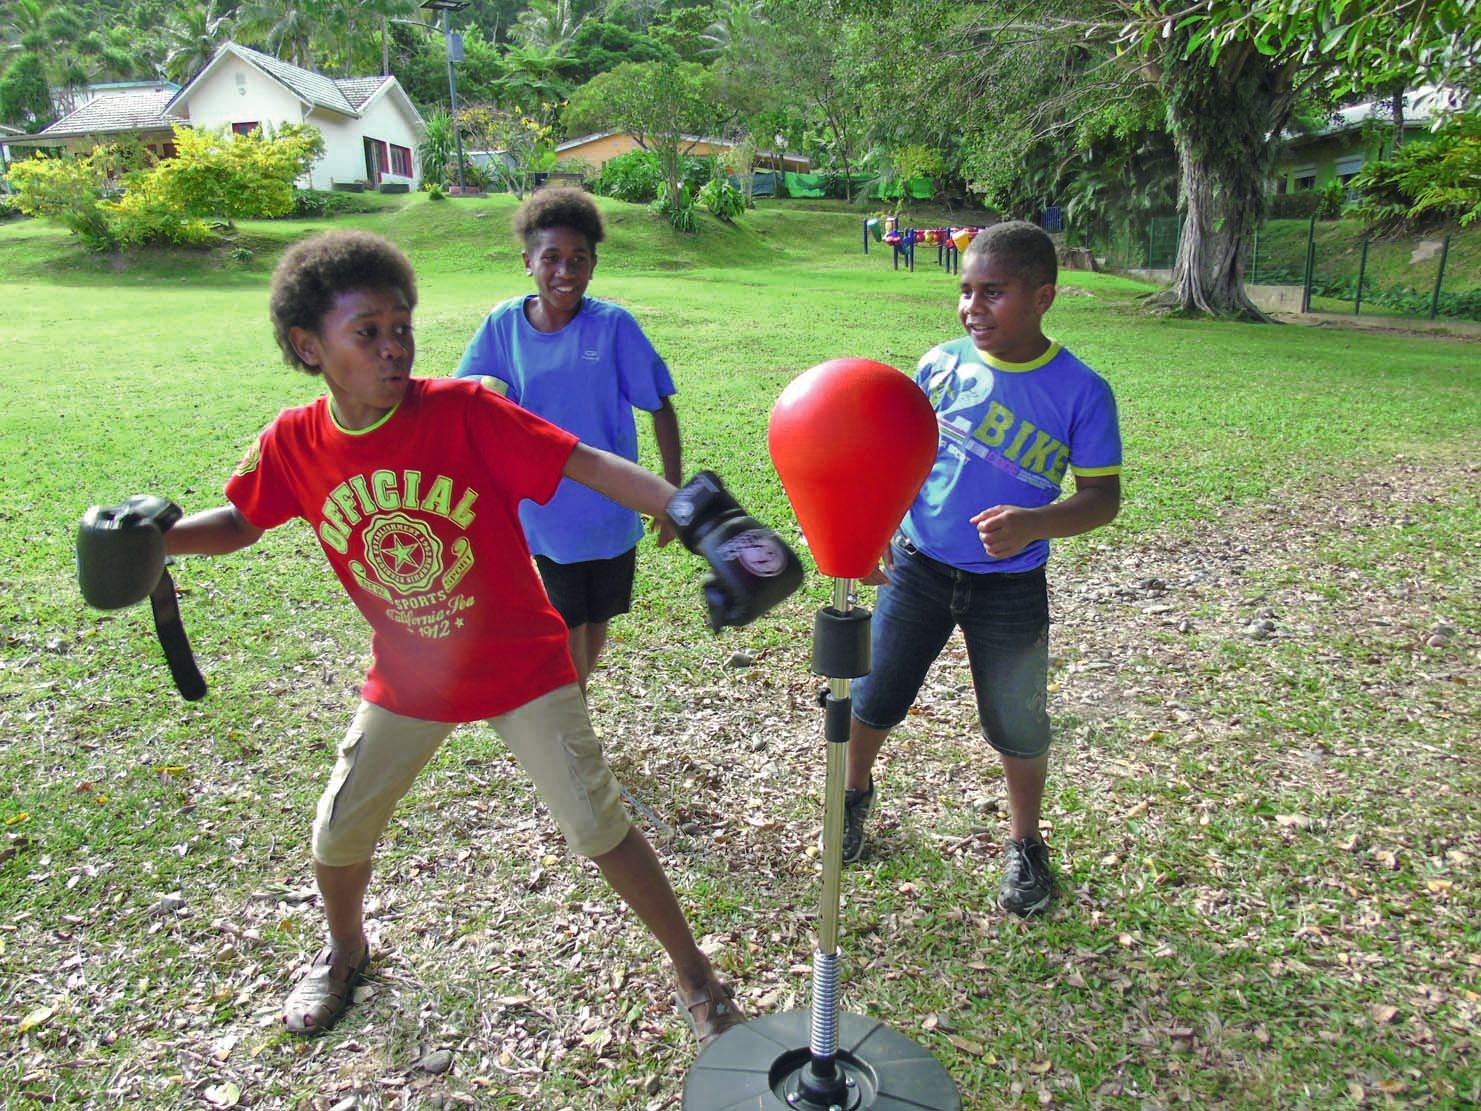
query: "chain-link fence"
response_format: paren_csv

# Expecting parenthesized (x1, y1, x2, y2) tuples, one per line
(1080, 214, 1479, 322)
(1248, 216, 1478, 321)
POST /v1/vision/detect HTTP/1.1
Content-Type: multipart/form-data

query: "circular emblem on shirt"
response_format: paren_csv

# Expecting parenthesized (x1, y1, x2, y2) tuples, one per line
(363, 512, 445, 595)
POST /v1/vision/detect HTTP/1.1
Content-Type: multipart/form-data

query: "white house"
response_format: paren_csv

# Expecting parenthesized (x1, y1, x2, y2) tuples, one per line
(166, 43, 425, 190)
(12, 44, 424, 192)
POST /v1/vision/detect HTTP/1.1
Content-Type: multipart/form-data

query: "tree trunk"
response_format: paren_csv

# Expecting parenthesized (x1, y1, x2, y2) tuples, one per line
(1158, 140, 1268, 318)
(1150, 41, 1296, 320)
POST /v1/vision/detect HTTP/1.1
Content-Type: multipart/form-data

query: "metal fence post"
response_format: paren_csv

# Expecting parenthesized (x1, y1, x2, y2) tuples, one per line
(1355, 237, 1370, 316)
(1429, 235, 1451, 320)
(1300, 212, 1317, 314)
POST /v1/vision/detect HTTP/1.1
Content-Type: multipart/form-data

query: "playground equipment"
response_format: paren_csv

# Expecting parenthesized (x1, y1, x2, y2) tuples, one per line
(862, 216, 982, 274)
(683, 358, 959, 1111)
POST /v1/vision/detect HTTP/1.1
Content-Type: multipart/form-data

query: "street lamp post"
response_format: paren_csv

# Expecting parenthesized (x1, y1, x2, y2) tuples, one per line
(422, 0, 468, 192)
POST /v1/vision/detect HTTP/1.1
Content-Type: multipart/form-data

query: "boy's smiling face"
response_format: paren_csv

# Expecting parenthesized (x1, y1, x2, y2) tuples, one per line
(958, 251, 1056, 364)
(290, 286, 415, 430)
(523, 225, 596, 332)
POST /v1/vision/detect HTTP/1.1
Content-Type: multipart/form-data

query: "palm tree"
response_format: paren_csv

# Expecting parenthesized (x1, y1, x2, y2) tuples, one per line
(511, 0, 579, 53)
(236, 0, 326, 69)
(698, 0, 763, 58)
(162, 2, 234, 84)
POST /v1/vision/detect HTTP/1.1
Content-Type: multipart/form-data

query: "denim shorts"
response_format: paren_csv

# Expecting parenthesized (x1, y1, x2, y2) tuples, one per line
(852, 536, 1050, 759)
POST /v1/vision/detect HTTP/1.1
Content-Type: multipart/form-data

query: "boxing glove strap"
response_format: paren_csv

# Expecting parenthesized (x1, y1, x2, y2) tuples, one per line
(148, 566, 207, 702)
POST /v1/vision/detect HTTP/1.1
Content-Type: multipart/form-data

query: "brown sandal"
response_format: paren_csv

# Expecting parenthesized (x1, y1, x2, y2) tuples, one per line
(283, 945, 369, 1035)
(675, 977, 746, 1048)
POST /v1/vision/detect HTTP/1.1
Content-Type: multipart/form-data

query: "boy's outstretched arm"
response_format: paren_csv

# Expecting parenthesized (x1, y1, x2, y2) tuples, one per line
(971, 474, 1120, 561)
(650, 398, 682, 546)
(166, 506, 265, 557)
(564, 443, 676, 521)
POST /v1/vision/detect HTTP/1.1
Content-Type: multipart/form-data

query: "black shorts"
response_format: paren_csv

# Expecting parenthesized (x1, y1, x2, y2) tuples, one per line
(535, 548, 637, 629)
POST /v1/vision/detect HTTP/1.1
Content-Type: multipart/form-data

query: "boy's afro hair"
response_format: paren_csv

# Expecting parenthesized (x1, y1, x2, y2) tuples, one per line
(512, 185, 605, 250)
(964, 220, 1058, 290)
(269, 230, 418, 375)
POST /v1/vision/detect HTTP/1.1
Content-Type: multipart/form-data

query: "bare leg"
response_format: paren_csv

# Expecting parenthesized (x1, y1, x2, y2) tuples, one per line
(566, 621, 610, 695)
(1001, 752, 1048, 841)
(591, 827, 713, 991)
(845, 718, 891, 792)
(315, 859, 372, 969)
(282, 859, 372, 1032)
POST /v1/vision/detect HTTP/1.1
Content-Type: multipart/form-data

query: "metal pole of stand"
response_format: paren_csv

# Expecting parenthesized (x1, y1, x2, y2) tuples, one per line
(683, 572, 959, 1111)
(796, 577, 854, 1102)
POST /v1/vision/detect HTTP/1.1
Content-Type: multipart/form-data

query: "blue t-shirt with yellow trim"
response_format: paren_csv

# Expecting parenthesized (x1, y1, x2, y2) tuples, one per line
(900, 337, 1121, 574)
(455, 295, 675, 563)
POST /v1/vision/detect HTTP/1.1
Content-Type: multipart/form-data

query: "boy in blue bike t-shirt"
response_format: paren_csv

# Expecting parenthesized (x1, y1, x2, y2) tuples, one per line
(844, 221, 1123, 917)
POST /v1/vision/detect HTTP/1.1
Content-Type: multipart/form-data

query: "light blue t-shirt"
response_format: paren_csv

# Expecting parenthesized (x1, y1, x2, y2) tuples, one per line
(455, 295, 675, 563)
(901, 337, 1121, 574)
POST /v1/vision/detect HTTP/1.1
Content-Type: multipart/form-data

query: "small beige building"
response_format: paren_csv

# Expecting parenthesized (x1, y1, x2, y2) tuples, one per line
(556, 130, 809, 174)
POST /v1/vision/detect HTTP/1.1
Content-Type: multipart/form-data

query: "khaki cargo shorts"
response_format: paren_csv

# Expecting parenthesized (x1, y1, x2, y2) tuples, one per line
(310, 684, 630, 866)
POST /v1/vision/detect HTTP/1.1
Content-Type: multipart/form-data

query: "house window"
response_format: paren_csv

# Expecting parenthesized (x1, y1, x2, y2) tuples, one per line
(1335, 154, 1365, 186)
(390, 144, 413, 177)
(231, 121, 260, 137)
(364, 137, 389, 183)
(1292, 166, 1317, 191)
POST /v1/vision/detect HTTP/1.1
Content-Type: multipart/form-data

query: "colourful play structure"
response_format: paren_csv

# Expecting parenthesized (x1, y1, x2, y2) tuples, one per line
(864, 214, 984, 274)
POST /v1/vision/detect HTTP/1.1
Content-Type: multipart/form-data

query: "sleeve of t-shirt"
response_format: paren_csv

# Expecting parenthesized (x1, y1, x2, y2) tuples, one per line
(454, 311, 516, 401)
(1068, 375, 1123, 476)
(465, 385, 578, 507)
(612, 308, 675, 413)
(224, 417, 301, 530)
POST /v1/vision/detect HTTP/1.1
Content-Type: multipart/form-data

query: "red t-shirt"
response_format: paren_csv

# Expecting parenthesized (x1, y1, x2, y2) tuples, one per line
(226, 377, 579, 722)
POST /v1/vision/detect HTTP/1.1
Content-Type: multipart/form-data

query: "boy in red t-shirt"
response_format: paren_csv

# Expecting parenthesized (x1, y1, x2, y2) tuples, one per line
(154, 230, 779, 1046)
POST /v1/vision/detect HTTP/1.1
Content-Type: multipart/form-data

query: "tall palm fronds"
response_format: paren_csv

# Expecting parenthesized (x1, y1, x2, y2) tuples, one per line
(162, 2, 235, 83)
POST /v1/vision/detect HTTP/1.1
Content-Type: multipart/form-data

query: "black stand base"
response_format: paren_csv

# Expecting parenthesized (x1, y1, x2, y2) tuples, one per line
(683, 1011, 960, 1110)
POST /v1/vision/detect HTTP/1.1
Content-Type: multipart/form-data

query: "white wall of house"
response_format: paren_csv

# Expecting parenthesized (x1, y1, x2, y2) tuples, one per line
(178, 55, 304, 137)
(305, 91, 421, 190)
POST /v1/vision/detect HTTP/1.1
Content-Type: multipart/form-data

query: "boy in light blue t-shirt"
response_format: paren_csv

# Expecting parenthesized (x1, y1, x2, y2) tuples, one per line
(456, 187, 681, 691)
(845, 221, 1123, 917)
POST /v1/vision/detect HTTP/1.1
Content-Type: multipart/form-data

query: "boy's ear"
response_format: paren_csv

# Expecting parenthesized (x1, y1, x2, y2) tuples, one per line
(288, 325, 322, 369)
(1035, 282, 1057, 315)
(521, 250, 532, 275)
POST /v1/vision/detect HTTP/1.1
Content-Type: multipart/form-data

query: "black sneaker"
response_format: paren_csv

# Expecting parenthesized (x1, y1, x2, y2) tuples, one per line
(840, 780, 874, 864)
(998, 836, 1053, 917)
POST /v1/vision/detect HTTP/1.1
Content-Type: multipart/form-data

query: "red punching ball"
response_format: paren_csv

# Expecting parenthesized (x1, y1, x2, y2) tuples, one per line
(768, 357, 939, 580)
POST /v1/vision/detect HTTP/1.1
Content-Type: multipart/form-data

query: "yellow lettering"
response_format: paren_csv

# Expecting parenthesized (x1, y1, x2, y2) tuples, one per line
(348, 475, 376, 515)
(319, 520, 350, 554)
(1003, 420, 1036, 462)
(321, 497, 348, 534)
(450, 488, 478, 529)
(972, 402, 1015, 448)
(371, 469, 400, 510)
(330, 483, 361, 526)
(421, 475, 453, 518)
(1019, 431, 1060, 474)
(403, 469, 422, 507)
(1046, 450, 1070, 484)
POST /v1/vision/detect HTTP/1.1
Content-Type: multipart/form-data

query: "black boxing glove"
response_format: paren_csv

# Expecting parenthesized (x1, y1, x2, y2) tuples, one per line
(77, 494, 206, 701)
(667, 471, 803, 632)
(76, 494, 181, 609)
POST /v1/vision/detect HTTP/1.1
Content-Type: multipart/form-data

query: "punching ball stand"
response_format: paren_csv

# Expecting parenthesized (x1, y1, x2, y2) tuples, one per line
(683, 358, 960, 1110)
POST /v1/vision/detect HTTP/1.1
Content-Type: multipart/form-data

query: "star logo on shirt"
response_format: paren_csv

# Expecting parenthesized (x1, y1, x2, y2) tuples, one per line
(362, 512, 445, 596)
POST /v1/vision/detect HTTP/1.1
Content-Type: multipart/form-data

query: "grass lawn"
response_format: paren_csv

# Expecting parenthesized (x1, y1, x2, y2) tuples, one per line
(1, 195, 1477, 1110)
